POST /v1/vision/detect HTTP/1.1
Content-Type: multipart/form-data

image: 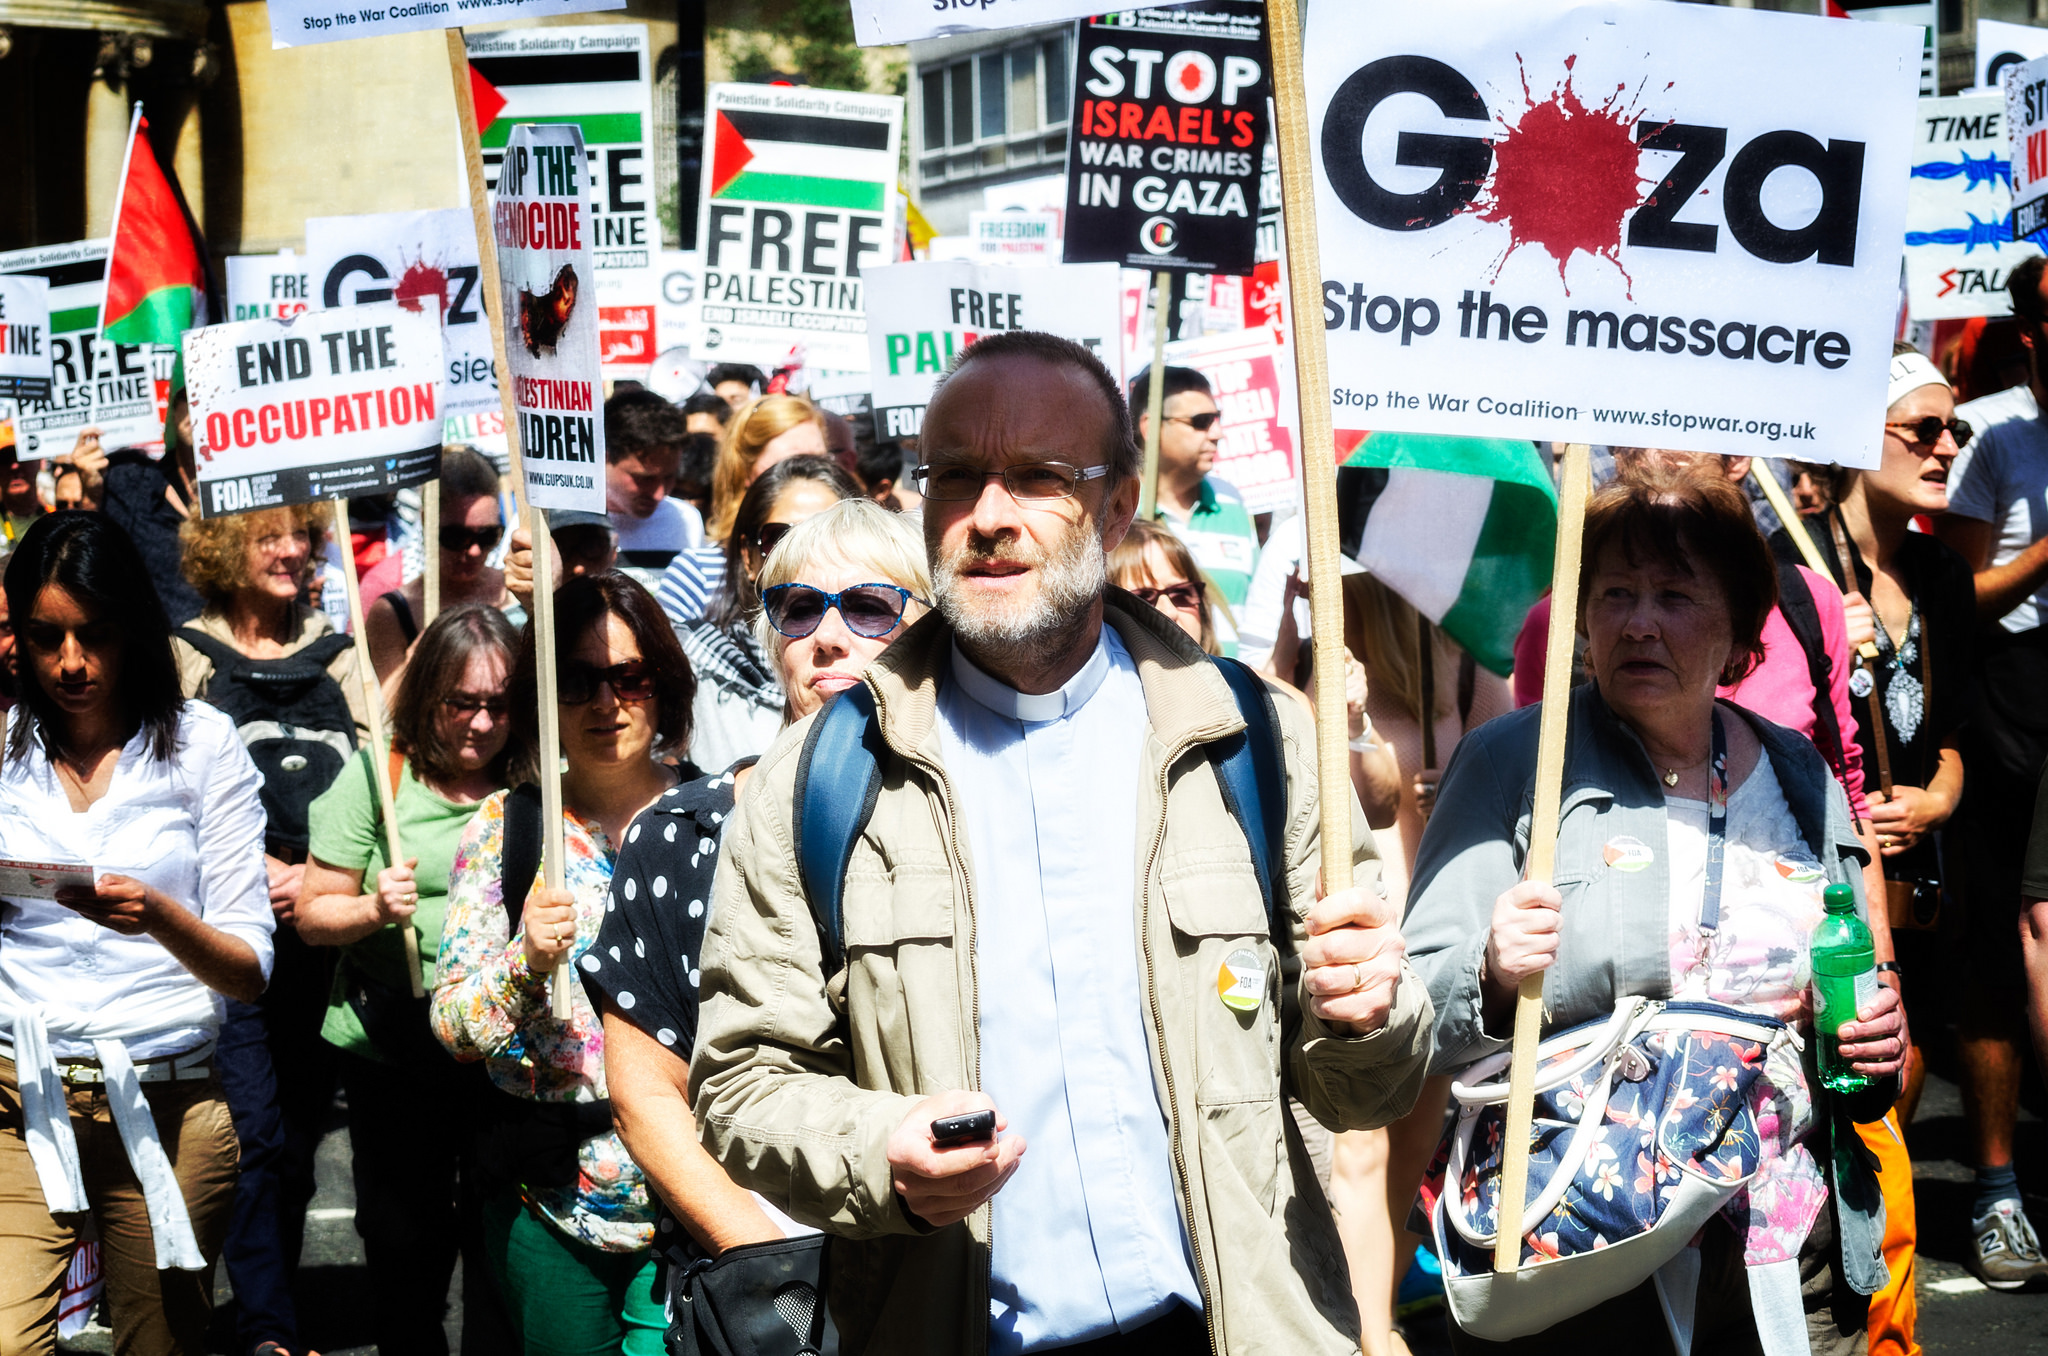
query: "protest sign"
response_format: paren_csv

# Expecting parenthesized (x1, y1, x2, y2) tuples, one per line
(2009, 58, 2048, 243)
(696, 84, 903, 371)
(1162, 326, 1297, 514)
(466, 25, 661, 377)
(0, 276, 53, 401)
(266, 0, 622, 49)
(0, 240, 176, 455)
(656, 249, 700, 352)
(863, 260, 1123, 440)
(183, 302, 444, 515)
(306, 208, 498, 418)
(1978, 18, 2048, 94)
(1063, 2, 1271, 275)
(1305, 0, 1918, 469)
(1905, 94, 2041, 320)
(969, 210, 1059, 264)
(851, 0, 1100, 46)
(495, 122, 607, 512)
(226, 252, 313, 321)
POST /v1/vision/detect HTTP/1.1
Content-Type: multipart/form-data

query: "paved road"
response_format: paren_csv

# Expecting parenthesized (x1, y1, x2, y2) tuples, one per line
(56, 1071, 2048, 1354)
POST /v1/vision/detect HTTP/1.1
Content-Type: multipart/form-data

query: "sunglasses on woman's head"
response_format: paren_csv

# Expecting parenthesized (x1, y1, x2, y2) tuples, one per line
(557, 660, 658, 706)
(762, 583, 923, 639)
(1129, 581, 1205, 612)
(1884, 416, 1969, 447)
(440, 525, 505, 553)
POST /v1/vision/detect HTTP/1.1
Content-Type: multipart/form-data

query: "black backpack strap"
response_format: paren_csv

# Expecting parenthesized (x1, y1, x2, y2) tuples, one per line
(1773, 560, 1850, 786)
(1210, 656, 1289, 946)
(382, 590, 420, 646)
(175, 625, 240, 686)
(501, 782, 544, 933)
(794, 685, 887, 980)
(299, 631, 358, 669)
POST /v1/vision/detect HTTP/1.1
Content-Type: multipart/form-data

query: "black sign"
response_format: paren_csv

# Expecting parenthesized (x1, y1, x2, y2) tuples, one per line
(1062, 2, 1272, 275)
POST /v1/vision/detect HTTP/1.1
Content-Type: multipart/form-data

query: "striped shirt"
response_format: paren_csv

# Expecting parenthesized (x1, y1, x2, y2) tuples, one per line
(655, 545, 729, 627)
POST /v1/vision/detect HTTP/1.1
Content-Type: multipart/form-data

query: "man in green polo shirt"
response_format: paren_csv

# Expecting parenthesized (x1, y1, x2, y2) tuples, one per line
(1130, 365, 1260, 652)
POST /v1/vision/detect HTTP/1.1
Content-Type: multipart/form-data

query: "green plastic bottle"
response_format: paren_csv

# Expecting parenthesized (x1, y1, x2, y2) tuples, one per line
(1812, 883, 1877, 1094)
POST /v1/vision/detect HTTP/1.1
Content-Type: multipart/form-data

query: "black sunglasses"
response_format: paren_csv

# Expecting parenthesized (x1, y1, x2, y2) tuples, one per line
(1884, 415, 1969, 447)
(755, 521, 795, 557)
(442, 693, 511, 718)
(558, 660, 658, 706)
(1129, 581, 1205, 612)
(762, 583, 923, 639)
(440, 524, 505, 553)
(1167, 412, 1222, 432)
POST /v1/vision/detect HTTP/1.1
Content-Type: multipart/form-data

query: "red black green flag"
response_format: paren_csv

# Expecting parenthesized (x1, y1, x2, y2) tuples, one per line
(100, 105, 209, 346)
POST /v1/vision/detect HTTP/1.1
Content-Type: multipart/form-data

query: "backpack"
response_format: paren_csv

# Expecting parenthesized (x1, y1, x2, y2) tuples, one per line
(178, 627, 358, 854)
(791, 655, 1290, 978)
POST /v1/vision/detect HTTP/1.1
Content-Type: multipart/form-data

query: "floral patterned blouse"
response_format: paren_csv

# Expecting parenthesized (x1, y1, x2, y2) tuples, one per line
(432, 789, 655, 1253)
(1665, 754, 1829, 1267)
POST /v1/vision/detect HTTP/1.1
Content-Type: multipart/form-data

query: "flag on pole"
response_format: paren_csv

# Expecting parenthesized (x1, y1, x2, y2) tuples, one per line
(1337, 433, 1558, 676)
(100, 106, 209, 346)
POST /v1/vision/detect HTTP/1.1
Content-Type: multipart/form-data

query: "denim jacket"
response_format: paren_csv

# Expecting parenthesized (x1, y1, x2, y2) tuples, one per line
(1404, 681, 1894, 1295)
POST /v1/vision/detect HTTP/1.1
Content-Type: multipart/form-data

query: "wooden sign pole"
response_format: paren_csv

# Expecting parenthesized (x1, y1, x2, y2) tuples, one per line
(1418, 614, 1437, 773)
(1752, 464, 1878, 663)
(447, 29, 573, 1021)
(333, 495, 424, 999)
(1265, 0, 1355, 903)
(1492, 441, 1592, 1273)
(422, 478, 442, 625)
(1138, 271, 1172, 518)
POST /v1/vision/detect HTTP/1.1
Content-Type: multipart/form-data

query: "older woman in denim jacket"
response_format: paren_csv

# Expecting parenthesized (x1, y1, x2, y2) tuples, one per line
(1405, 464, 1906, 1353)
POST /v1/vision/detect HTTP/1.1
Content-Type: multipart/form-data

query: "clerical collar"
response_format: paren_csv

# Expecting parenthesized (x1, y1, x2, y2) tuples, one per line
(949, 629, 1115, 723)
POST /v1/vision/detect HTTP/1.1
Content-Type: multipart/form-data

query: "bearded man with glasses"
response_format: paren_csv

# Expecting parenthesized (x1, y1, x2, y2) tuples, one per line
(1128, 365, 1260, 654)
(691, 330, 1430, 1356)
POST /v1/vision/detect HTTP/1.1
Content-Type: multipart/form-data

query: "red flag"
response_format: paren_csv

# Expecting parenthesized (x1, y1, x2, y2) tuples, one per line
(100, 106, 207, 346)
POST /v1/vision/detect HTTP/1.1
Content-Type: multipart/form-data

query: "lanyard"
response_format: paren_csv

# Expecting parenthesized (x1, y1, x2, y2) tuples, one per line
(1698, 711, 1730, 937)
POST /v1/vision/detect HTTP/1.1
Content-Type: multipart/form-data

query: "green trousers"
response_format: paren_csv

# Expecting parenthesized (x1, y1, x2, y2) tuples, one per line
(482, 1192, 666, 1356)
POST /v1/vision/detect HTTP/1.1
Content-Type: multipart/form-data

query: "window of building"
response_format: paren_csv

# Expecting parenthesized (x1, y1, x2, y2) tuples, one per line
(915, 32, 1074, 189)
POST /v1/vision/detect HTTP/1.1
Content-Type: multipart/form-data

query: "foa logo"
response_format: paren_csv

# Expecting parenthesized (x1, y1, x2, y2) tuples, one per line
(1321, 55, 1866, 273)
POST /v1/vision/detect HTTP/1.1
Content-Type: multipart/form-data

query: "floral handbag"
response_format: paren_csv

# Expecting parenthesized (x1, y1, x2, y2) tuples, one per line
(1417, 995, 1803, 1341)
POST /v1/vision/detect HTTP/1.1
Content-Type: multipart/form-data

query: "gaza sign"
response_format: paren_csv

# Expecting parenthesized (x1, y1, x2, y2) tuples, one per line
(1307, 0, 1918, 468)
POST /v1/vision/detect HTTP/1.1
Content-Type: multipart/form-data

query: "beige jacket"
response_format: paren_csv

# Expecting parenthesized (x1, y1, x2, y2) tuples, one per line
(692, 592, 1433, 1356)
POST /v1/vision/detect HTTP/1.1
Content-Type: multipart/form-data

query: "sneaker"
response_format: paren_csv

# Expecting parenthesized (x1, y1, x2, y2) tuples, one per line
(1968, 1199, 2048, 1291)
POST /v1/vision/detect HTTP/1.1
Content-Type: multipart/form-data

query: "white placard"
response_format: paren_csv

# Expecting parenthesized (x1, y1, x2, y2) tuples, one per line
(226, 252, 314, 322)
(465, 25, 661, 377)
(305, 208, 498, 418)
(969, 211, 1060, 265)
(0, 276, 53, 401)
(862, 260, 1125, 440)
(851, 0, 1101, 46)
(695, 84, 903, 371)
(184, 302, 444, 516)
(1905, 95, 2039, 320)
(495, 123, 607, 512)
(1977, 18, 2048, 94)
(266, 0, 623, 50)
(656, 248, 700, 352)
(1306, 0, 1919, 469)
(0, 240, 176, 456)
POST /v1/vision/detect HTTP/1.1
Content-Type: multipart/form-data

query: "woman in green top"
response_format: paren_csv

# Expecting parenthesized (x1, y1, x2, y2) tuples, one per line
(297, 603, 522, 1355)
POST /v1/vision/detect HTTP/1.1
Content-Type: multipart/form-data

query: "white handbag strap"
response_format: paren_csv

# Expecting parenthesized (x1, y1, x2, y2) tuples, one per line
(1451, 996, 1652, 1105)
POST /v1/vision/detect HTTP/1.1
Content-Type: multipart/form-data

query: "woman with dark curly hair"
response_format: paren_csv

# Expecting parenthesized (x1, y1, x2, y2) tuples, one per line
(430, 572, 693, 1355)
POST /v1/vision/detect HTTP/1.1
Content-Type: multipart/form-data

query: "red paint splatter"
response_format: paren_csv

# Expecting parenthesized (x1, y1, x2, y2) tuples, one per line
(1467, 55, 1655, 295)
(393, 259, 448, 317)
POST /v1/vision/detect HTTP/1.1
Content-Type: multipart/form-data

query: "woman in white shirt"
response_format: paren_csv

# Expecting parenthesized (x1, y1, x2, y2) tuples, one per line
(0, 512, 274, 1355)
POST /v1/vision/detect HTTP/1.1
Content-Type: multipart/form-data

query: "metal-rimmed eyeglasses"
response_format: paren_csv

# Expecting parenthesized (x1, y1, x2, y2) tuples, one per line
(762, 583, 925, 639)
(911, 461, 1111, 502)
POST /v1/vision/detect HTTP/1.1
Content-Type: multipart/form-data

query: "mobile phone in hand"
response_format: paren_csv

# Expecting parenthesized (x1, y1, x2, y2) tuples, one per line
(930, 1109, 996, 1148)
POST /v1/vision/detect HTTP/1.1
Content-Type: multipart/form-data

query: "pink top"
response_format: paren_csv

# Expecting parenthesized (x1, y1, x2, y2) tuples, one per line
(1509, 568, 1869, 821)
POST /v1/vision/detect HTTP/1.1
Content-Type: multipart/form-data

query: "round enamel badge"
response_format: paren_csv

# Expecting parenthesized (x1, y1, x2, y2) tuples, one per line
(1218, 948, 1265, 1013)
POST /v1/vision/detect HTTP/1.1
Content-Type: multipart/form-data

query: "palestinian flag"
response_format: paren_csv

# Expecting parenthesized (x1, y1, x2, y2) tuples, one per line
(100, 106, 208, 346)
(1337, 433, 1558, 676)
(710, 109, 893, 213)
